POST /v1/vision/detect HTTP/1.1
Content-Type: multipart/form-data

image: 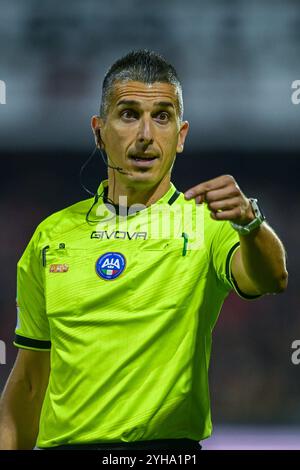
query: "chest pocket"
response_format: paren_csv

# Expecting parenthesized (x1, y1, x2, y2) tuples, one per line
(44, 247, 87, 316)
(43, 241, 136, 316)
(125, 237, 209, 313)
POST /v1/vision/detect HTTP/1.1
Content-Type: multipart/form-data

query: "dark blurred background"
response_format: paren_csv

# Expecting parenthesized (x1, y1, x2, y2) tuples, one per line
(1, 0, 299, 449)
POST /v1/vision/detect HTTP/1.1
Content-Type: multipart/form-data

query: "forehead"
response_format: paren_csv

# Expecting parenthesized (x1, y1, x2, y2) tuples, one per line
(110, 80, 180, 109)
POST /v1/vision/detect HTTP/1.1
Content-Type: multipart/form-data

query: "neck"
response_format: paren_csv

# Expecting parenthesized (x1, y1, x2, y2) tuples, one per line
(107, 172, 171, 208)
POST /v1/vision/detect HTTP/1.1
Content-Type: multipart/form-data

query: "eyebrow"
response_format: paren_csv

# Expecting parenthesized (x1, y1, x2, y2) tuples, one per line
(116, 99, 175, 109)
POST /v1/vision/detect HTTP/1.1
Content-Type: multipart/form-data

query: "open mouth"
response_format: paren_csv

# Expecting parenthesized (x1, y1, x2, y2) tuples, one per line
(128, 154, 159, 168)
(129, 155, 158, 162)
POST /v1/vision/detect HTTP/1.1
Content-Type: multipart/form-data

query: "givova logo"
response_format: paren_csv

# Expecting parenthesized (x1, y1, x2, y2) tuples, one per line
(0, 80, 6, 104)
(0, 340, 6, 365)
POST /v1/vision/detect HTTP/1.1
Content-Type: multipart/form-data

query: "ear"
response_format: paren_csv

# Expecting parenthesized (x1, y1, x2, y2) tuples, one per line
(91, 115, 104, 149)
(176, 121, 189, 154)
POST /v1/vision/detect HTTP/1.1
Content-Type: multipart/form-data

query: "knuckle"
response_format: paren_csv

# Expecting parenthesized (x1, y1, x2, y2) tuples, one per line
(232, 184, 240, 196)
(224, 174, 235, 183)
(235, 207, 242, 217)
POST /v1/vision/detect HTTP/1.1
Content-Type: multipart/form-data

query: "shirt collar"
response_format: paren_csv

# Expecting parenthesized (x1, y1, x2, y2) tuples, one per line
(95, 179, 181, 214)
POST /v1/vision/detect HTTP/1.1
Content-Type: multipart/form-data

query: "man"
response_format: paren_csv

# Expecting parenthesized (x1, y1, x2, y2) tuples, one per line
(0, 50, 288, 450)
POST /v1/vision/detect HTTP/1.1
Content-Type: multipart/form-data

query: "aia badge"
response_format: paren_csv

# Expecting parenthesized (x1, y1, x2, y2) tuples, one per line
(96, 252, 126, 280)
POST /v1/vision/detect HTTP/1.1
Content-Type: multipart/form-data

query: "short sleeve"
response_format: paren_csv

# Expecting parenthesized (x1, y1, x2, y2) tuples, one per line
(210, 219, 261, 300)
(14, 228, 51, 351)
(210, 220, 240, 291)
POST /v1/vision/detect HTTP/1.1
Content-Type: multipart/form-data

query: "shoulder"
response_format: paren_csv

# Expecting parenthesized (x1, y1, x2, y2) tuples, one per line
(29, 197, 94, 249)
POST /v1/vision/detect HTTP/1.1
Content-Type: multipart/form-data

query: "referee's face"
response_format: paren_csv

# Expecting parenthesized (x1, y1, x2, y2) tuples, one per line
(92, 81, 189, 189)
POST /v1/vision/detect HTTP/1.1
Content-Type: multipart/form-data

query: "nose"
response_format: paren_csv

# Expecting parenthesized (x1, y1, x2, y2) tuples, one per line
(137, 116, 154, 147)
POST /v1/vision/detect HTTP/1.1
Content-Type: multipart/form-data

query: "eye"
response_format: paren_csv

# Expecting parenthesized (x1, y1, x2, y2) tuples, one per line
(121, 109, 138, 120)
(155, 111, 170, 122)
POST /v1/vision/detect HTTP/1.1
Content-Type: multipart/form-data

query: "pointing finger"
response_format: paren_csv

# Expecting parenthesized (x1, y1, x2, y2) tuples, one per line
(184, 175, 233, 200)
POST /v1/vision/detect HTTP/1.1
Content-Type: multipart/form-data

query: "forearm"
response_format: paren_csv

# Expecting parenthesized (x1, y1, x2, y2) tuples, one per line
(239, 222, 288, 293)
(0, 373, 41, 449)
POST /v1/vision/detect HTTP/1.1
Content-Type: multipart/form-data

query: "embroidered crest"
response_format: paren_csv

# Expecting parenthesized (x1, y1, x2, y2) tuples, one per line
(95, 252, 126, 280)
